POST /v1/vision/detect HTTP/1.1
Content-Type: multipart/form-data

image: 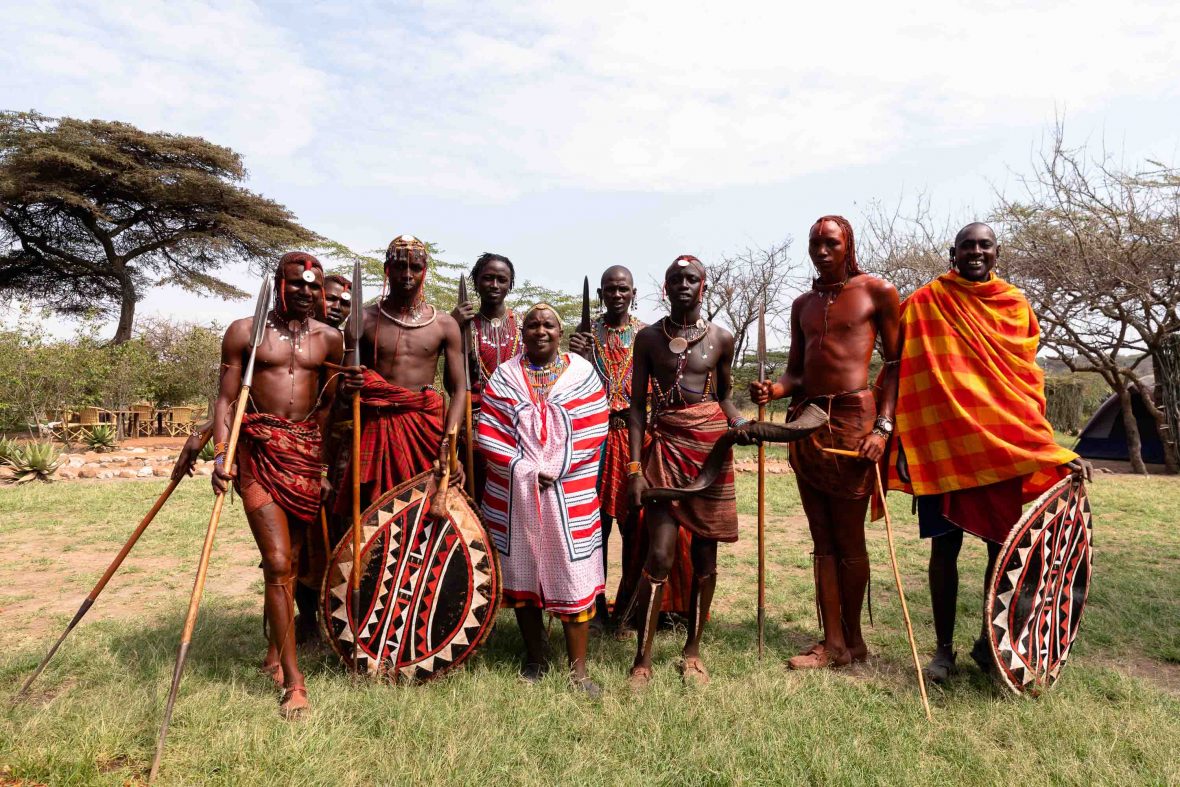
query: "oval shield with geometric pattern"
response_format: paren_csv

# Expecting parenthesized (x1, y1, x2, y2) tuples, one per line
(321, 470, 500, 682)
(986, 477, 1093, 697)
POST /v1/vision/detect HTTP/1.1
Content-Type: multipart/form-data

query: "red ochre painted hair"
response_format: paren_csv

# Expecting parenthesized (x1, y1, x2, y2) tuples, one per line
(810, 215, 863, 277)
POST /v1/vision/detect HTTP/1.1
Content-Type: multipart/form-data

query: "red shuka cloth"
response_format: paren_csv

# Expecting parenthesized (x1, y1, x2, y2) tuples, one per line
(336, 370, 445, 512)
(237, 413, 323, 523)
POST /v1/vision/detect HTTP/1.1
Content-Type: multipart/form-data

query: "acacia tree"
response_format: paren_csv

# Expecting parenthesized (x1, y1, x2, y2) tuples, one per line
(996, 129, 1180, 474)
(859, 193, 956, 299)
(0, 111, 325, 343)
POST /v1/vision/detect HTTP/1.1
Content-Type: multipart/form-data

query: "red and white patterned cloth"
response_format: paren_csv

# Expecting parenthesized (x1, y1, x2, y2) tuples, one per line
(477, 354, 609, 615)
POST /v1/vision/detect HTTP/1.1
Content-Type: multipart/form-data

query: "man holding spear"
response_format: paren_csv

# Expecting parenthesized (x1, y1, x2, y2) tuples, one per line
(209, 252, 343, 716)
(336, 235, 467, 514)
(750, 216, 901, 670)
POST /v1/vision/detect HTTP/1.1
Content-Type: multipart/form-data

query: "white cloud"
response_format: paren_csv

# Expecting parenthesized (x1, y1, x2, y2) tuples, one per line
(3, 0, 1178, 202)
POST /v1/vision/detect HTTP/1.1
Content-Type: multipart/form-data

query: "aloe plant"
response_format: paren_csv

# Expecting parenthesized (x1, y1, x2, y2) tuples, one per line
(84, 423, 118, 452)
(0, 436, 18, 465)
(198, 439, 216, 462)
(5, 441, 62, 483)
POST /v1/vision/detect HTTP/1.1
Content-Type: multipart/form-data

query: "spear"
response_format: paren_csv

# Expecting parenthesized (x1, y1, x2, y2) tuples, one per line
(756, 301, 767, 659)
(348, 258, 364, 674)
(458, 275, 475, 499)
(577, 275, 591, 335)
(149, 274, 273, 781)
(821, 446, 932, 721)
(15, 429, 212, 701)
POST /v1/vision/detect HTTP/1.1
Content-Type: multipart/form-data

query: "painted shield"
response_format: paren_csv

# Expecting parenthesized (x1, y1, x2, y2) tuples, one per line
(986, 477, 1093, 696)
(322, 471, 500, 682)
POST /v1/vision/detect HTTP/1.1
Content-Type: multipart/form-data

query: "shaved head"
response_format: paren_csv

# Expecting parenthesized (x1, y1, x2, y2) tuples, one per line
(954, 222, 996, 247)
(601, 265, 633, 288)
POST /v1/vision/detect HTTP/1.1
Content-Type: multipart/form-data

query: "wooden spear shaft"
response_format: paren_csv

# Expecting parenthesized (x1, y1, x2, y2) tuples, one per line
(149, 392, 251, 781)
(821, 446, 932, 721)
(351, 392, 363, 674)
(756, 401, 766, 659)
(463, 392, 475, 499)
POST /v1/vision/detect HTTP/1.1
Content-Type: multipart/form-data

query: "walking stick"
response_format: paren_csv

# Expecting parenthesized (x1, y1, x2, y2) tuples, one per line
(755, 303, 767, 658)
(458, 275, 476, 499)
(821, 446, 932, 721)
(150, 276, 273, 781)
(348, 258, 365, 675)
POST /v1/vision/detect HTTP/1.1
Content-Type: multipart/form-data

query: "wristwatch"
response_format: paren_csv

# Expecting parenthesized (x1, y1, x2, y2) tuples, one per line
(872, 416, 894, 439)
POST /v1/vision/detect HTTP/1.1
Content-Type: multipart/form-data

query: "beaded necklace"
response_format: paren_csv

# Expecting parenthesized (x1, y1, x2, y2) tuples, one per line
(474, 311, 520, 385)
(523, 353, 568, 402)
(266, 309, 311, 406)
(652, 317, 714, 411)
(812, 275, 850, 349)
(591, 315, 639, 411)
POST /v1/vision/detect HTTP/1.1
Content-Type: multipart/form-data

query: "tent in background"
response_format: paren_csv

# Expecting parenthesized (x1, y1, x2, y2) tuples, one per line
(1075, 385, 1166, 463)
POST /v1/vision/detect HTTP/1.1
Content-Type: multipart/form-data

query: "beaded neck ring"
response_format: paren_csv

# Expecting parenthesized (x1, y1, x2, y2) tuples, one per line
(524, 352, 568, 402)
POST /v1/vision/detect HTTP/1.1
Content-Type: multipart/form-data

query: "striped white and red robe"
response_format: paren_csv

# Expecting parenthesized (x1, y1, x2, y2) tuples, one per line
(477, 354, 610, 616)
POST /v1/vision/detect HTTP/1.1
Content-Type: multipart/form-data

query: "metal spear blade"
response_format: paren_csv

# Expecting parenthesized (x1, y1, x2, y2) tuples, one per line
(578, 276, 591, 334)
(757, 299, 767, 384)
(458, 274, 472, 380)
(349, 259, 363, 367)
(250, 276, 273, 349)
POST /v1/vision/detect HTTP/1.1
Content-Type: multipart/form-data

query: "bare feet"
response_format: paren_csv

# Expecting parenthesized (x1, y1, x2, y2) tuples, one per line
(627, 665, 652, 692)
(786, 642, 852, 670)
(679, 656, 710, 686)
(279, 685, 308, 720)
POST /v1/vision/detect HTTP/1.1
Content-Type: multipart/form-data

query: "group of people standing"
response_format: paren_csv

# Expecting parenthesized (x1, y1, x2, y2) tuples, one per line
(204, 217, 1082, 718)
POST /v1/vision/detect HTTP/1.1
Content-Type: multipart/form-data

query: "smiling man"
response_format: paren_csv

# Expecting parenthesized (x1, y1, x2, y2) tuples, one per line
(477, 303, 609, 696)
(211, 251, 343, 718)
(750, 216, 901, 670)
(890, 222, 1084, 684)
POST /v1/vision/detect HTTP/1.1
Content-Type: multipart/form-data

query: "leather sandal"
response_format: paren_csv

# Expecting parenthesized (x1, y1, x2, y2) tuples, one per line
(279, 685, 309, 719)
(787, 642, 851, 670)
(678, 656, 710, 687)
(627, 665, 653, 692)
(924, 651, 958, 684)
(970, 637, 994, 674)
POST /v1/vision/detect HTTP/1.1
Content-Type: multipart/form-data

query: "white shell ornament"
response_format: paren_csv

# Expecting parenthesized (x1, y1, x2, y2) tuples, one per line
(341, 292, 352, 302)
(301, 269, 316, 283)
(668, 337, 689, 354)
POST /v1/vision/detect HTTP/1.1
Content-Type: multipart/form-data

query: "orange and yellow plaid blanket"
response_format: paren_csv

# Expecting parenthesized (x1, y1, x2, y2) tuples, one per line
(889, 271, 1076, 502)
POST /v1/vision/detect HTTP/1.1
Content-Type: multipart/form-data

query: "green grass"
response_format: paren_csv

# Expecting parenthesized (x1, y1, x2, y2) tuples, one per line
(1, 474, 1179, 785)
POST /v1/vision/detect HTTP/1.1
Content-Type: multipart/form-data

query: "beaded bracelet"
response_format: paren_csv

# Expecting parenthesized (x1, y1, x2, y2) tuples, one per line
(729, 417, 751, 428)
(626, 460, 643, 477)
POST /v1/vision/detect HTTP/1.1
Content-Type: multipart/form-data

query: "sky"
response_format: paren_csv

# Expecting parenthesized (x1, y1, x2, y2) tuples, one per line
(3, 0, 1180, 337)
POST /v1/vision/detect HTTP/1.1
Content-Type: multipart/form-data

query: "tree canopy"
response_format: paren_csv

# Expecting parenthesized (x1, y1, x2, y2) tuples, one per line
(0, 111, 324, 343)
